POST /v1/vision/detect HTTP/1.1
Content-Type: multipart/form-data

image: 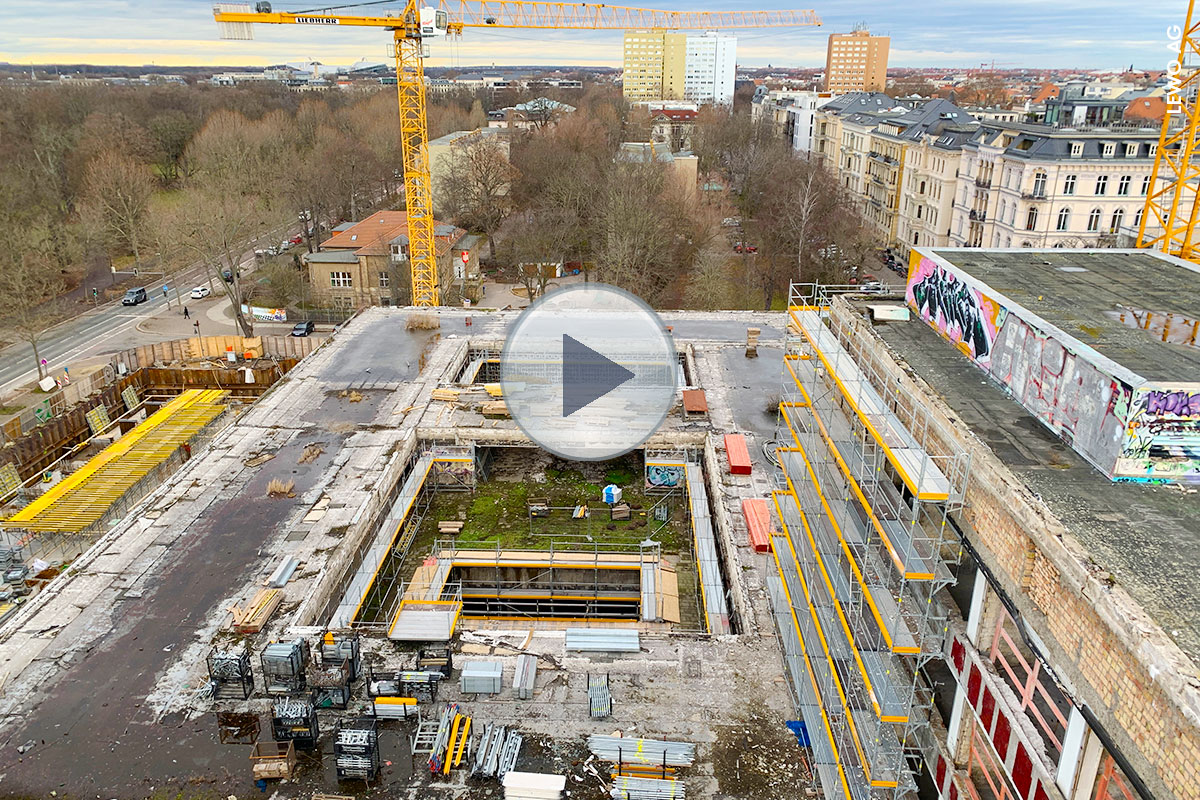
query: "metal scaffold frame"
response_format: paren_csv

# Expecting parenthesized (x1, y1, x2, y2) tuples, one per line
(767, 283, 973, 800)
(329, 444, 475, 630)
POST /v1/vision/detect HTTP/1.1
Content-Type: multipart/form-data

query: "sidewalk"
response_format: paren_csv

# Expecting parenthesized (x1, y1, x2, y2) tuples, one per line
(136, 295, 296, 338)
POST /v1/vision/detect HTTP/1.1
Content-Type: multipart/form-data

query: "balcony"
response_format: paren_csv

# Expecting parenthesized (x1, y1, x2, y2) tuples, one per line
(969, 209, 987, 222)
(974, 177, 991, 188)
(868, 150, 898, 166)
(1021, 191, 1048, 201)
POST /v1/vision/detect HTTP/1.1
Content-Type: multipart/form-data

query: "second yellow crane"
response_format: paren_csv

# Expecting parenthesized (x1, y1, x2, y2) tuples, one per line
(214, 1, 821, 306)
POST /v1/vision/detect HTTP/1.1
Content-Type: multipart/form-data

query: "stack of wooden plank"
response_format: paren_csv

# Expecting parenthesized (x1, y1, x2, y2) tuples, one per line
(432, 388, 462, 402)
(746, 327, 761, 358)
(481, 400, 509, 417)
(438, 520, 465, 534)
(250, 740, 296, 780)
(229, 588, 282, 634)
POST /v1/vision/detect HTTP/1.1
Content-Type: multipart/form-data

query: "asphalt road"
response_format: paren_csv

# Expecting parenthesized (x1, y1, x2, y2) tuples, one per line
(0, 245, 270, 397)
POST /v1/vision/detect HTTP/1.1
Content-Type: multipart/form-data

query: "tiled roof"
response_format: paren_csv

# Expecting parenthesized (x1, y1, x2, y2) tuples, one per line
(319, 210, 466, 257)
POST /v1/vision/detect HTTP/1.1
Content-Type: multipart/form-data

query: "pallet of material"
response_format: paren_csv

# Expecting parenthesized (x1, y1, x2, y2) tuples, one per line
(438, 521, 465, 534)
(432, 388, 462, 402)
(481, 401, 509, 417)
(229, 588, 282, 633)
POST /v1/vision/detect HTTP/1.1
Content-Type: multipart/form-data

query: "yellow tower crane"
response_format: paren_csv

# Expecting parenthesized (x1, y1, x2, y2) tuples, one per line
(1138, 0, 1200, 262)
(214, 1, 821, 306)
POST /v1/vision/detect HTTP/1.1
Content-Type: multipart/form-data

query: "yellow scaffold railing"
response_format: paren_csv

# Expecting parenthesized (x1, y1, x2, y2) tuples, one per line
(3, 389, 228, 534)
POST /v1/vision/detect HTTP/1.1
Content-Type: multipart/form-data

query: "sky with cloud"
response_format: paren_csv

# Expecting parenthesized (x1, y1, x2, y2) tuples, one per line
(0, 1, 1185, 71)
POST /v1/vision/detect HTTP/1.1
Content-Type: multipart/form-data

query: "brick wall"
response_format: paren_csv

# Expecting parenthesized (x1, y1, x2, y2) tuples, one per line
(828, 298, 1200, 800)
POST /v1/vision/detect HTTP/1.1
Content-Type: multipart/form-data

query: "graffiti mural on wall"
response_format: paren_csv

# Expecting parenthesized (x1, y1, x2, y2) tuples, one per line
(1115, 388, 1200, 482)
(906, 258, 1005, 363)
(645, 463, 684, 490)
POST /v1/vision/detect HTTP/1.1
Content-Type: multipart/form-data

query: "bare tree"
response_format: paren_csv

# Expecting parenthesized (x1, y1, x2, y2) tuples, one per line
(81, 150, 155, 270)
(438, 135, 516, 261)
(0, 232, 66, 380)
(165, 188, 270, 337)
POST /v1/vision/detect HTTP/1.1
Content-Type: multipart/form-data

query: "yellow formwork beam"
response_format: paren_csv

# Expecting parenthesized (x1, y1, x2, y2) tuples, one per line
(4, 390, 228, 533)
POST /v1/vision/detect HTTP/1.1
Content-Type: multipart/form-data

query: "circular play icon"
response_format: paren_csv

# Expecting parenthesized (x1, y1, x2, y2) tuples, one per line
(500, 284, 677, 461)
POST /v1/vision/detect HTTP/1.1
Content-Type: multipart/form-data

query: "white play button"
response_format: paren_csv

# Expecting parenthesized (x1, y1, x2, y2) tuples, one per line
(500, 284, 677, 461)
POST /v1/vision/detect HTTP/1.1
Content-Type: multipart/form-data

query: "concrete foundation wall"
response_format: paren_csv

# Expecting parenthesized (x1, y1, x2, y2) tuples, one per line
(831, 297, 1200, 800)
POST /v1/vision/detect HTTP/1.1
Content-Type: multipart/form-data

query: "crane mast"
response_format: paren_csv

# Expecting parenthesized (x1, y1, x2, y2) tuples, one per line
(213, 1, 821, 305)
(1138, 0, 1200, 263)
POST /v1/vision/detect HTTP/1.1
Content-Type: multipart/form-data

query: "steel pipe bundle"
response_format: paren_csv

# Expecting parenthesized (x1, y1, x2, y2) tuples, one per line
(473, 723, 523, 778)
(587, 736, 695, 767)
(588, 673, 612, 718)
(610, 775, 685, 799)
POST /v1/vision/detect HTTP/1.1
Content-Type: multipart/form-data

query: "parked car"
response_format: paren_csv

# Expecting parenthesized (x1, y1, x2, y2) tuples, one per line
(858, 281, 886, 294)
(189, 285, 211, 299)
(289, 235, 304, 245)
(221, 269, 234, 283)
(291, 321, 316, 337)
(722, 217, 742, 227)
(733, 242, 758, 254)
(121, 287, 148, 306)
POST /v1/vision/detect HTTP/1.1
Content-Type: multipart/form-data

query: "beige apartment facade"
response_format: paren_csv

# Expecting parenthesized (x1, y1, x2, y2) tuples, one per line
(824, 30, 889, 93)
(623, 30, 686, 102)
(948, 124, 1163, 249)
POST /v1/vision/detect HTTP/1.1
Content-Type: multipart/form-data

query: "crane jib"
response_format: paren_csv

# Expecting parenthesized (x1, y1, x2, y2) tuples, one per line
(294, 17, 340, 25)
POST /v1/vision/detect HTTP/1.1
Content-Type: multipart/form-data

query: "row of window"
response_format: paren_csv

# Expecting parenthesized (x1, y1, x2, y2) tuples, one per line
(1031, 172, 1148, 197)
(1022, 206, 1140, 233)
(330, 271, 391, 289)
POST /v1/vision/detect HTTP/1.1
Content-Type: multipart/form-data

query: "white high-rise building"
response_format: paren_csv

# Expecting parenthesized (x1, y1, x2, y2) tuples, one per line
(683, 32, 736, 107)
(622, 30, 735, 106)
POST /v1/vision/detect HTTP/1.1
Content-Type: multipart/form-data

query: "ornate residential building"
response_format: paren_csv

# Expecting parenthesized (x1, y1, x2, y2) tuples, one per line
(949, 123, 1162, 249)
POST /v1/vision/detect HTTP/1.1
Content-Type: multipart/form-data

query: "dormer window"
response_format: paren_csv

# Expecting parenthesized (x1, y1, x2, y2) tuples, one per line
(1125, 143, 1138, 157)
(1102, 142, 1115, 158)
(1070, 142, 1084, 158)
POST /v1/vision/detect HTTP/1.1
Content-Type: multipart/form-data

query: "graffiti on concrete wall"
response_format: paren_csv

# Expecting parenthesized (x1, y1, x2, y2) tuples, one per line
(1115, 388, 1200, 482)
(906, 257, 1004, 363)
(645, 463, 684, 490)
(981, 313, 1126, 476)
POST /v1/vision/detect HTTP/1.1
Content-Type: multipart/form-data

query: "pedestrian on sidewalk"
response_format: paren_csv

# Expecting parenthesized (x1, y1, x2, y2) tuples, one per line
(193, 321, 200, 336)
(183, 306, 190, 320)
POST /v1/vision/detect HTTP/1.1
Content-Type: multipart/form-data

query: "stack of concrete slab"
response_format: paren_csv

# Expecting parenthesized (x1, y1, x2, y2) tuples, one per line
(513, 654, 537, 700)
(460, 661, 503, 694)
(503, 771, 565, 799)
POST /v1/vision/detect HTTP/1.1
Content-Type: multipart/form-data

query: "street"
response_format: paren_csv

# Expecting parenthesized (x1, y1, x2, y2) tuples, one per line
(0, 242, 281, 397)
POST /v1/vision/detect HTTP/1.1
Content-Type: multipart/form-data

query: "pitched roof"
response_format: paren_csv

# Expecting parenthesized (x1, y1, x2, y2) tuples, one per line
(319, 210, 466, 257)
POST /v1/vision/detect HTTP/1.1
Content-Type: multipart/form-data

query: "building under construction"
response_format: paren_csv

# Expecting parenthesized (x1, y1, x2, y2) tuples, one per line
(770, 247, 1199, 800)
(0, 259, 1193, 800)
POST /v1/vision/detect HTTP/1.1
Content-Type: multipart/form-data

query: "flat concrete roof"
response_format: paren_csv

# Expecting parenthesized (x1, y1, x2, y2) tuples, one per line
(874, 313, 1200, 663)
(927, 248, 1200, 382)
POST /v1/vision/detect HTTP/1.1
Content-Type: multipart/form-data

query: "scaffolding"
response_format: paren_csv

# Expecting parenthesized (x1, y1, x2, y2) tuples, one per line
(329, 444, 475, 629)
(645, 450, 731, 635)
(769, 284, 972, 800)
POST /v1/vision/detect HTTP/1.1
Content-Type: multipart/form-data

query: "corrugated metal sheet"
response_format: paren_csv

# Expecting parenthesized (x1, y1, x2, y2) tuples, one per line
(565, 628, 640, 652)
(513, 654, 537, 700)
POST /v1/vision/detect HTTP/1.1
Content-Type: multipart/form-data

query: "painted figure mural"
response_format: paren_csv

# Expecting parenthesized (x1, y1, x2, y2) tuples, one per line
(906, 258, 1002, 363)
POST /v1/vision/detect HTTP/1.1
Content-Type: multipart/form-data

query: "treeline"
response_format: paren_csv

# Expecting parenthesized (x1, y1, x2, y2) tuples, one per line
(0, 80, 527, 349)
(438, 97, 875, 309)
